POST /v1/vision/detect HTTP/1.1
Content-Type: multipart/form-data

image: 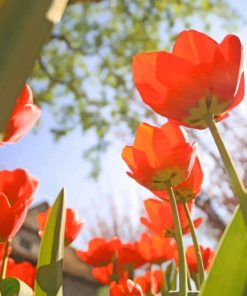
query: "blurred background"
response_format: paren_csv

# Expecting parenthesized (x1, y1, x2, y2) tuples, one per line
(0, 0, 246, 249)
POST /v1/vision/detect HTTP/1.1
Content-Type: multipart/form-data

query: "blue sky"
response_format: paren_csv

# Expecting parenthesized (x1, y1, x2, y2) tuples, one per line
(0, 0, 247, 248)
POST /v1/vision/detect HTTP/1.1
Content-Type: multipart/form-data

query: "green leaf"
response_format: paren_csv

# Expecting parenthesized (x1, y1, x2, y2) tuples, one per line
(165, 261, 177, 291)
(0, 0, 68, 131)
(0, 277, 33, 296)
(35, 188, 66, 296)
(97, 286, 109, 296)
(200, 206, 247, 296)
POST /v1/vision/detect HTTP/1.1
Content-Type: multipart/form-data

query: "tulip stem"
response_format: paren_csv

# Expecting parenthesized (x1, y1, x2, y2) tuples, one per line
(0, 240, 9, 281)
(204, 113, 247, 227)
(111, 253, 119, 283)
(166, 182, 187, 296)
(162, 264, 169, 296)
(194, 274, 200, 291)
(187, 267, 192, 291)
(183, 202, 205, 286)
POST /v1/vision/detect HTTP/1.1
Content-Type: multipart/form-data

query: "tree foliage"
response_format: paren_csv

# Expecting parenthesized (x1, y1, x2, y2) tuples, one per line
(31, 0, 238, 154)
(30, 0, 243, 237)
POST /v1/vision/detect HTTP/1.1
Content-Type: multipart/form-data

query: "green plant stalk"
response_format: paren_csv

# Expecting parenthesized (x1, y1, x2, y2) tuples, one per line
(204, 114, 247, 227)
(162, 266, 169, 296)
(162, 278, 169, 296)
(182, 202, 205, 285)
(0, 240, 9, 280)
(110, 253, 119, 283)
(187, 267, 192, 291)
(195, 274, 200, 291)
(166, 183, 187, 296)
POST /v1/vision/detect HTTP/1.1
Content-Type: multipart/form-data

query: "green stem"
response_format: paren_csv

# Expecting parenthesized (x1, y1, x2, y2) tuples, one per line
(162, 266, 169, 296)
(127, 264, 134, 280)
(0, 240, 9, 281)
(183, 202, 205, 286)
(204, 114, 247, 227)
(110, 252, 119, 283)
(166, 183, 187, 296)
(194, 274, 200, 291)
(187, 270, 192, 291)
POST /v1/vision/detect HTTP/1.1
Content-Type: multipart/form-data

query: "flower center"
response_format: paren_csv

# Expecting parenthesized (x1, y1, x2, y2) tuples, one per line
(152, 168, 183, 189)
(184, 94, 229, 128)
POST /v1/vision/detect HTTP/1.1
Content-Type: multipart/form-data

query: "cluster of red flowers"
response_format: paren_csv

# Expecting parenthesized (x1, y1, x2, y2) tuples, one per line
(76, 233, 213, 294)
(0, 85, 84, 289)
(75, 29, 244, 295)
(0, 85, 40, 287)
(0, 86, 40, 241)
(0, 28, 244, 295)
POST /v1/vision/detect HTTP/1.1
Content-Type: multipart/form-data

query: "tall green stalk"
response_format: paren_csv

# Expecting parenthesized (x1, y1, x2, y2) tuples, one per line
(166, 183, 188, 296)
(204, 113, 247, 227)
(183, 202, 205, 286)
(0, 240, 10, 281)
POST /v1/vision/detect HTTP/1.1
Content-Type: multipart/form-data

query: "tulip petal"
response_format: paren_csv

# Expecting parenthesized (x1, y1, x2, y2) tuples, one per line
(218, 35, 243, 88)
(156, 51, 194, 86)
(0, 169, 38, 205)
(133, 52, 169, 106)
(4, 104, 41, 143)
(228, 72, 245, 111)
(172, 30, 217, 64)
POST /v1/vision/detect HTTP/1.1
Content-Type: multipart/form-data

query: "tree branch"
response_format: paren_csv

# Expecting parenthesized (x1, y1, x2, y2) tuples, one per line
(51, 33, 97, 56)
(39, 57, 65, 85)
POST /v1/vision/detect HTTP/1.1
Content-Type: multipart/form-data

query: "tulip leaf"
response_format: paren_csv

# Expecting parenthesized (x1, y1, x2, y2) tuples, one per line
(0, 277, 33, 296)
(165, 261, 177, 291)
(35, 189, 66, 296)
(200, 206, 247, 296)
(97, 286, 109, 296)
(0, 0, 68, 132)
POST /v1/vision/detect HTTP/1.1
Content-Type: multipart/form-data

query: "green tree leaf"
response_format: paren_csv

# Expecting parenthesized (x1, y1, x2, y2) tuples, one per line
(0, 277, 33, 296)
(200, 206, 247, 296)
(30, 0, 239, 170)
(35, 188, 66, 296)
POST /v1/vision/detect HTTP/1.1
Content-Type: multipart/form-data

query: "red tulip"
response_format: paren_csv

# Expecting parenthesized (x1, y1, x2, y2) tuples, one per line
(122, 122, 196, 192)
(134, 270, 163, 294)
(0, 85, 41, 146)
(118, 242, 146, 270)
(5, 259, 36, 288)
(134, 273, 151, 294)
(86, 240, 145, 283)
(150, 270, 163, 294)
(92, 263, 128, 285)
(155, 157, 203, 202)
(77, 237, 121, 266)
(185, 245, 215, 274)
(137, 233, 175, 264)
(110, 279, 143, 296)
(133, 30, 244, 129)
(37, 208, 84, 245)
(0, 169, 38, 241)
(92, 263, 114, 285)
(140, 199, 202, 237)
